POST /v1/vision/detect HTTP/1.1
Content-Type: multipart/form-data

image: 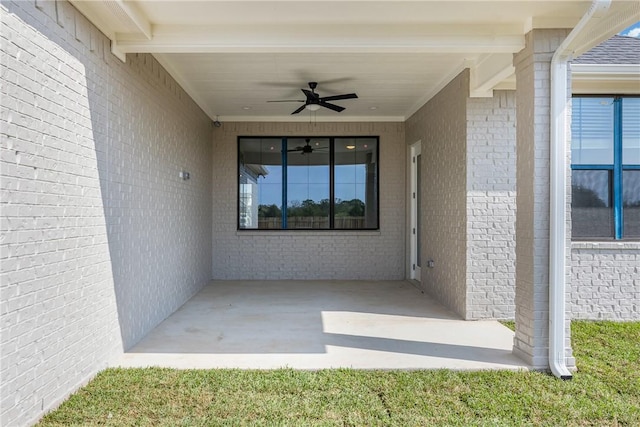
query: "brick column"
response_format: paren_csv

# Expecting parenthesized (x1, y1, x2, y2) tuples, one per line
(513, 29, 571, 368)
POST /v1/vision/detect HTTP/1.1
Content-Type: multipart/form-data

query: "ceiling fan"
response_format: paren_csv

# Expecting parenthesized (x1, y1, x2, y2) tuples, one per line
(287, 138, 327, 154)
(268, 82, 358, 115)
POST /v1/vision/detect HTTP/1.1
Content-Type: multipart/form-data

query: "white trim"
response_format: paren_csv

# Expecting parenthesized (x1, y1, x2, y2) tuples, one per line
(110, 0, 152, 40)
(112, 24, 524, 54)
(572, 64, 640, 76)
(572, 80, 640, 95)
(409, 141, 422, 282)
(469, 53, 516, 98)
(571, 63, 640, 90)
(110, 39, 127, 62)
(217, 115, 405, 123)
(571, 63, 640, 95)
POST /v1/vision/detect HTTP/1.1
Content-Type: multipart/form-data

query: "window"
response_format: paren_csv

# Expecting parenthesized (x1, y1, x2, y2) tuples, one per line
(238, 137, 379, 230)
(571, 96, 640, 239)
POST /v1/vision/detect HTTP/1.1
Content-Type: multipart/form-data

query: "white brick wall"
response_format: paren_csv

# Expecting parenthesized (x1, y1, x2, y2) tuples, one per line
(466, 91, 517, 319)
(512, 29, 574, 370)
(405, 71, 469, 317)
(406, 73, 517, 320)
(571, 243, 640, 320)
(211, 122, 405, 280)
(1, 2, 212, 426)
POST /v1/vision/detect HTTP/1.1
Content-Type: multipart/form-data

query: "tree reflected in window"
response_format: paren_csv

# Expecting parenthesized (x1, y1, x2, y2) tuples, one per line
(238, 137, 379, 230)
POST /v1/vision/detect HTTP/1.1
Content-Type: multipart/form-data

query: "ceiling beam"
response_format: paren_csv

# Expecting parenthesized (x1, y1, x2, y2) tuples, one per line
(104, 0, 152, 39)
(469, 53, 516, 98)
(114, 24, 525, 54)
(70, 0, 152, 62)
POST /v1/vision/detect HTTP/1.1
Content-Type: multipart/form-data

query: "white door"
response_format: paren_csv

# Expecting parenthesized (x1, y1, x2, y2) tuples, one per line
(410, 142, 422, 281)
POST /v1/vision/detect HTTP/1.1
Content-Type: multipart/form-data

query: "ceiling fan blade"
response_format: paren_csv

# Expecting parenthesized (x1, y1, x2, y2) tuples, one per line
(287, 147, 303, 152)
(316, 77, 355, 86)
(291, 104, 307, 115)
(267, 100, 305, 103)
(319, 101, 345, 113)
(321, 93, 358, 102)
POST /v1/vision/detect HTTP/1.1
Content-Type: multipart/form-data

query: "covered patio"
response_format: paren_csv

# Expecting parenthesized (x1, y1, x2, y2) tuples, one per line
(4, 0, 639, 424)
(117, 281, 527, 371)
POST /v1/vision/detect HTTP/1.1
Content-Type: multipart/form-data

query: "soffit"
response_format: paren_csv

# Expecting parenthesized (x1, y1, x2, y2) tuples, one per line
(69, 1, 640, 121)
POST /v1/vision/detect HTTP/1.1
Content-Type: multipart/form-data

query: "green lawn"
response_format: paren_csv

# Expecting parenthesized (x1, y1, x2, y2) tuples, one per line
(38, 321, 639, 426)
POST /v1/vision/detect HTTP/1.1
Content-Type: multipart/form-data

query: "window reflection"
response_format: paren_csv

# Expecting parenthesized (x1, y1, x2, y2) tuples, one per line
(239, 138, 282, 229)
(334, 138, 378, 229)
(623, 170, 640, 238)
(239, 137, 379, 230)
(286, 138, 330, 229)
(571, 97, 614, 165)
(571, 170, 613, 238)
(623, 98, 640, 165)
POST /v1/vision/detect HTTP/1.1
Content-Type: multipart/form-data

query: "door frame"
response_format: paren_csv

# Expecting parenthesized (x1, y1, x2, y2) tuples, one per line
(409, 141, 421, 281)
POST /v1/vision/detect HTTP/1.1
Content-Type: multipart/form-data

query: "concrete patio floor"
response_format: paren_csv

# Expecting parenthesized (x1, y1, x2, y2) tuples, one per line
(116, 281, 530, 371)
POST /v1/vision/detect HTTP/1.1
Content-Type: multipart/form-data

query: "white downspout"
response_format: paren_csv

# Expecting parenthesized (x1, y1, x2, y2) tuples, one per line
(549, 0, 611, 380)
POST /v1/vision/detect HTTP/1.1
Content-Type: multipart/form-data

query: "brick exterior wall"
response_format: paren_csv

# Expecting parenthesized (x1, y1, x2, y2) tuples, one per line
(513, 29, 574, 369)
(466, 92, 517, 319)
(571, 243, 640, 320)
(406, 72, 518, 320)
(211, 122, 405, 280)
(405, 71, 469, 317)
(0, 1, 212, 426)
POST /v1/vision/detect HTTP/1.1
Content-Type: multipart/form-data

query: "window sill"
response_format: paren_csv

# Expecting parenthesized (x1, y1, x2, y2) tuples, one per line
(236, 230, 382, 237)
(571, 241, 640, 250)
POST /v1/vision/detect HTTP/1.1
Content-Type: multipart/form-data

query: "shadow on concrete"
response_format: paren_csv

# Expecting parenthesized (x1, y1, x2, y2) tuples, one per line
(121, 281, 525, 370)
(127, 280, 457, 354)
(323, 333, 523, 366)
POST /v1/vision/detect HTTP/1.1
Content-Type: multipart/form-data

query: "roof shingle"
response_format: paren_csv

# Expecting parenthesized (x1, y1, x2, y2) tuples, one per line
(574, 35, 640, 65)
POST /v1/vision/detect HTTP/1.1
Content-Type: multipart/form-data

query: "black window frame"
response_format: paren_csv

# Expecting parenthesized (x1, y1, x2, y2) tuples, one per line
(237, 136, 380, 231)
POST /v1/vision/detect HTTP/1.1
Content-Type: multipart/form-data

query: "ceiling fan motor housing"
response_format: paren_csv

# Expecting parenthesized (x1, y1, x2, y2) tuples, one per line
(268, 81, 358, 115)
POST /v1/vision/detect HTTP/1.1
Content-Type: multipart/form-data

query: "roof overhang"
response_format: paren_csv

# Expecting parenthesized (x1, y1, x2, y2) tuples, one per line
(572, 64, 640, 93)
(68, 1, 640, 121)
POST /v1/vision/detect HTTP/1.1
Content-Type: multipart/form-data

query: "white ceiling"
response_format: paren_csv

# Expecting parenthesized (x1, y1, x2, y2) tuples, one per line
(71, 1, 640, 122)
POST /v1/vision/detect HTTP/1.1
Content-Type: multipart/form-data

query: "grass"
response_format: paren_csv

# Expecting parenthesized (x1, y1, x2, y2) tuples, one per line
(38, 321, 639, 426)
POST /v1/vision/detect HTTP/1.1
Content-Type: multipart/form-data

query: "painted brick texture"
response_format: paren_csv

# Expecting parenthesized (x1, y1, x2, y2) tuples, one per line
(406, 72, 517, 320)
(211, 122, 405, 280)
(1, 1, 212, 426)
(405, 71, 469, 317)
(513, 29, 573, 369)
(466, 92, 517, 319)
(571, 243, 640, 320)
